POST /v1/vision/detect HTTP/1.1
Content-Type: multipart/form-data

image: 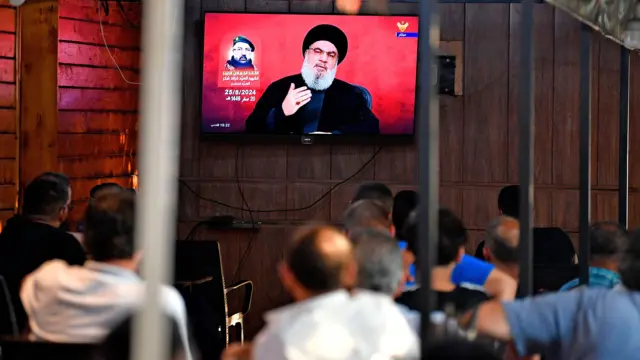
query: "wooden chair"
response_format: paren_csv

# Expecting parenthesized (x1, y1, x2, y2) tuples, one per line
(174, 240, 253, 358)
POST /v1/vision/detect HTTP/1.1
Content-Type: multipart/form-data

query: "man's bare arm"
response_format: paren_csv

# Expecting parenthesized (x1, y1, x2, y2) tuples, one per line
(483, 269, 518, 301)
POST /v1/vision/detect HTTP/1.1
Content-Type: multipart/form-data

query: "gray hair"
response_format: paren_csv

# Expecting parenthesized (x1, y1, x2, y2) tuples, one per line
(350, 228, 403, 296)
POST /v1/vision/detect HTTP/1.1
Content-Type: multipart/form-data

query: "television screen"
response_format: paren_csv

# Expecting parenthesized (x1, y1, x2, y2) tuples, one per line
(201, 13, 419, 136)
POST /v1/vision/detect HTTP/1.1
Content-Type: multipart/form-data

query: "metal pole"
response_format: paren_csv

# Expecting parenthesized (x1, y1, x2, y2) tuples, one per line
(133, 0, 184, 360)
(417, 0, 439, 349)
(619, 46, 630, 229)
(517, 0, 534, 297)
(578, 23, 592, 286)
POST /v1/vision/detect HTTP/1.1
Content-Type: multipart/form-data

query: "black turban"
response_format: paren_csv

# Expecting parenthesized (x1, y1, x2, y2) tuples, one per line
(302, 24, 348, 64)
(233, 36, 255, 51)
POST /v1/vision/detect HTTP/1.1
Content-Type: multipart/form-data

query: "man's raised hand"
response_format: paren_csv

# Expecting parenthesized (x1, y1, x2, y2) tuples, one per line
(282, 83, 312, 116)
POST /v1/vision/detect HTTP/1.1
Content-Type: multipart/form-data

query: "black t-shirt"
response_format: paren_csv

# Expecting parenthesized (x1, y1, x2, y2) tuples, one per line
(0, 215, 86, 334)
(396, 286, 489, 314)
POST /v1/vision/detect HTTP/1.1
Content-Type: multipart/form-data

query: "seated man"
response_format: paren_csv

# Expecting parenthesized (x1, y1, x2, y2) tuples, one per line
(351, 181, 394, 215)
(350, 228, 419, 331)
(468, 228, 640, 360)
(397, 209, 492, 313)
(483, 216, 520, 281)
(20, 191, 192, 359)
(342, 199, 395, 236)
(0, 173, 86, 335)
(252, 225, 418, 359)
(560, 221, 628, 291)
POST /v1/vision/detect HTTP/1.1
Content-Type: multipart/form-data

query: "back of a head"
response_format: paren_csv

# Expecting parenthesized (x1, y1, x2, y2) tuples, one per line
(392, 190, 419, 240)
(343, 199, 392, 234)
(95, 314, 184, 360)
(590, 221, 629, 261)
(90, 183, 124, 200)
(84, 191, 136, 262)
(23, 173, 70, 219)
(485, 216, 520, 264)
(352, 182, 394, 214)
(620, 228, 640, 290)
(403, 208, 467, 266)
(286, 225, 353, 293)
(497, 185, 519, 219)
(350, 228, 403, 296)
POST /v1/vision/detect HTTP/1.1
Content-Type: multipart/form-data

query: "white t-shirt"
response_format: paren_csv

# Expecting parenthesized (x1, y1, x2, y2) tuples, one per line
(20, 260, 192, 359)
(253, 289, 419, 360)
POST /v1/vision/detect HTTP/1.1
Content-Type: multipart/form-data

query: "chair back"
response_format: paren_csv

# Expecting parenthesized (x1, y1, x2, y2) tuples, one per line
(174, 240, 227, 360)
(0, 338, 96, 360)
(533, 264, 580, 293)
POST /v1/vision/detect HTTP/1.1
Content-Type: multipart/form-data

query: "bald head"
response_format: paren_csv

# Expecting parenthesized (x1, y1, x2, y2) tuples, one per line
(285, 225, 354, 293)
(485, 216, 520, 264)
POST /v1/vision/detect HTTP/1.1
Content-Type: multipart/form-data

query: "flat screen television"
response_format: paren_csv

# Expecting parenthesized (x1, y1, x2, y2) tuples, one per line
(201, 13, 419, 136)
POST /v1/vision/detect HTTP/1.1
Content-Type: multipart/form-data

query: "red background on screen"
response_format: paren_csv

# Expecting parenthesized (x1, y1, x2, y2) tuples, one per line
(202, 13, 418, 134)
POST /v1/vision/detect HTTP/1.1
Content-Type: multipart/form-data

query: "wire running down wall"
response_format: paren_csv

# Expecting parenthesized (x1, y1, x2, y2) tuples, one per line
(0, 1, 17, 227)
(57, 0, 141, 225)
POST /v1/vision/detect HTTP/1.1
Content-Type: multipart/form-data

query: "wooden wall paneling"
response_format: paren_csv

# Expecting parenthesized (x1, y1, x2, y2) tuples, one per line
(462, 4, 509, 184)
(630, 52, 640, 193)
(461, 186, 500, 231)
(533, 188, 551, 226)
(549, 188, 579, 232)
(373, 145, 416, 184)
(58, 0, 141, 25)
(440, 186, 462, 218)
(629, 193, 640, 229)
(439, 5, 464, 183)
(20, 1, 59, 187)
(592, 190, 618, 223)
(0, 3, 16, 220)
(290, 0, 332, 13)
(246, 0, 289, 12)
(506, 4, 554, 185)
(551, 11, 581, 186)
(595, 36, 620, 187)
(57, 0, 141, 225)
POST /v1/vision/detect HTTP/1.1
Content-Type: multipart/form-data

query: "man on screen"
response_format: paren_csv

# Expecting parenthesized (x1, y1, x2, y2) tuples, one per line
(245, 24, 380, 134)
(225, 36, 258, 71)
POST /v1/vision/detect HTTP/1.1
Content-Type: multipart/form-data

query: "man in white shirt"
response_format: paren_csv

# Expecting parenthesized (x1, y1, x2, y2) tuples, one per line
(251, 225, 418, 360)
(20, 191, 192, 359)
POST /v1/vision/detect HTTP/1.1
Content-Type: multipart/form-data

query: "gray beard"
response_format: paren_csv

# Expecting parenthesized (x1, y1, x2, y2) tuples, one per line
(300, 57, 337, 91)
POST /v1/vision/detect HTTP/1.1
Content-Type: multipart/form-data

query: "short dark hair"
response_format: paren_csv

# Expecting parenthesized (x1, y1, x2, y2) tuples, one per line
(404, 208, 467, 266)
(84, 191, 136, 262)
(352, 182, 394, 214)
(90, 183, 124, 199)
(23, 173, 70, 218)
(485, 216, 520, 264)
(285, 226, 351, 293)
(350, 228, 403, 296)
(619, 228, 640, 290)
(392, 190, 419, 240)
(590, 221, 629, 260)
(498, 185, 519, 218)
(343, 200, 392, 234)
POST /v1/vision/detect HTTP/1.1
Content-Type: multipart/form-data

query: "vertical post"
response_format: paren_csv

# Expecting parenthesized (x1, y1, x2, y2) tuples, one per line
(578, 24, 592, 286)
(619, 46, 630, 229)
(133, 0, 184, 360)
(417, 0, 439, 349)
(517, 0, 535, 297)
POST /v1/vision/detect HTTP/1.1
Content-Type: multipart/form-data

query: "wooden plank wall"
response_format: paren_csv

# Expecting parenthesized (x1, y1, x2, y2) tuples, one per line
(0, 1, 17, 226)
(178, 0, 640, 338)
(57, 0, 140, 225)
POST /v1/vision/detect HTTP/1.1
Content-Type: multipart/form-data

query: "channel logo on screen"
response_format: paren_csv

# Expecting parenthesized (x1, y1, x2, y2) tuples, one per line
(396, 20, 418, 38)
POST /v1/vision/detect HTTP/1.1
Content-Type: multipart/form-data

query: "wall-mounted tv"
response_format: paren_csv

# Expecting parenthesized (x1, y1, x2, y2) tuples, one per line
(201, 13, 419, 136)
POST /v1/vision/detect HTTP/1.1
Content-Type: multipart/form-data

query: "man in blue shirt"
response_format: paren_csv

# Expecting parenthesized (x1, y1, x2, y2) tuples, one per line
(470, 228, 640, 360)
(559, 221, 627, 291)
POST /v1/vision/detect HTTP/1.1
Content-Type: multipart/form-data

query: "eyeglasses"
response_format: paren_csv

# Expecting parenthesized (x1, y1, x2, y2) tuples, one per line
(232, 47, 251, 53)
(308, 47, 337, 60)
